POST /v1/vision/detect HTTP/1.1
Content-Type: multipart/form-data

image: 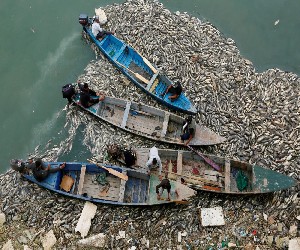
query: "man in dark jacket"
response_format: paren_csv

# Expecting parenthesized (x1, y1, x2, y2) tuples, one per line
(29, 158, 65, 182)
(79, 83, 105, 108)
(160, 81, 182, 101)
(156, 173, 171, 201)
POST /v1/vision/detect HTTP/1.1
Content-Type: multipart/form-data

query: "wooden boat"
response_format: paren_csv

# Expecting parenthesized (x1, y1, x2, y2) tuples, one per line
(127, 148, 297, 194)
(72, 93, 225, 146)
(79, 14, 197, 115)
(21, 161, 195, 206)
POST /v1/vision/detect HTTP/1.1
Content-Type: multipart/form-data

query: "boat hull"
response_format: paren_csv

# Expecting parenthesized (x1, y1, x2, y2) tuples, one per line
(131, 148, 297, 194)
(21, 162, 195, 206)
(72, 93, 225, 146)
(82, 26, 197, 115)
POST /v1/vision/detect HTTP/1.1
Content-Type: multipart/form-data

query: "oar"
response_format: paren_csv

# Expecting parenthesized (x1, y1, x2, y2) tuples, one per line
(186, 145, 222, 172)
(115, 61, 149, 84)
(88, 159, 128, 181)
(165, 169, 220, 186)
(141, 56, 158, 74)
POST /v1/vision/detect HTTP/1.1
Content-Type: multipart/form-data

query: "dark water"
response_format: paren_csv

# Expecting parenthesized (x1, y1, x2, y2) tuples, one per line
(0, 0, 299, 172)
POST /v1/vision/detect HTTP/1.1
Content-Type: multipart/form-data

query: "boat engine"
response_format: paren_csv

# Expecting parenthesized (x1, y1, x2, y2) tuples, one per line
(79, 14, 89, 26)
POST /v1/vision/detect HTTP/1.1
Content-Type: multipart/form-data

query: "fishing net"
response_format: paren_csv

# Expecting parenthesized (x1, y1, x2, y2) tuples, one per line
(236, 170, 249, 191)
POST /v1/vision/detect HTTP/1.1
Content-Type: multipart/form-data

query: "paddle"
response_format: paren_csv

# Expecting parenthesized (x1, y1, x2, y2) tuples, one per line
(115, 61, 149, 84)
(165, 169, 220, 186)
(186, 145, 222, 172)
(87, 159, 128, 181)
(141, 56, 158, 74)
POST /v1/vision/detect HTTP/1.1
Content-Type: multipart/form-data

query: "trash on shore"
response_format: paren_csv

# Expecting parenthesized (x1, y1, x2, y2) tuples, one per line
(200, 206, 225, 226)
(75, 201, 97, 238)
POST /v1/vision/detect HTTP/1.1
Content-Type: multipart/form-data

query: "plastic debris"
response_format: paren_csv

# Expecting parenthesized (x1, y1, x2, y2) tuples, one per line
(0, 213, 6, 226)
(78, 233, 106, 248)
(75, 201, 97, 238)
(41, 230, 57, 250)
(200, 207, 225, 226)
(274, 19, 280, 25)
(116, 230, 126, 240)
(289, 237, 300, 250)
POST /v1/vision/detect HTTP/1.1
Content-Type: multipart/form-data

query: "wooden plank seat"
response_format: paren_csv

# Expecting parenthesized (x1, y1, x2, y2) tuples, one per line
(160, 113, 170, 138)
(77, 165, 86, 195)
(121, 101, 131, 128)
(118, 170, 127, 202)
(146, 72, 159, 90)
(224, 158, 231, 192)
(176, 152, 183, 177)
(149, 79, 159, 93)
(113, 44, 127, 60)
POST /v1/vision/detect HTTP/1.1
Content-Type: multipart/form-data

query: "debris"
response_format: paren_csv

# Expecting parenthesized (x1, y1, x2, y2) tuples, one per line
(178, 232, 182, 242)
(0, 213, 5, 226)
(75, 201, 97, 238)
(95, 8, 107, 25)
(200, 207, 225, 226)
(41, 230, 57, 250)
(296, 215, 300, 221)
(228, 242, 236, 247)
(274, 19, 280, 25)
(2, 240, 14, 250)
(78, 233, 106, 248)
(289, 224, 297, 235)
(181, 231, 187, 237)
(116, 231, 126, 240)
(263, 213, 268, 221)
(141, 236, 149, 248)
(267, 216, 275, 225)
(267, 235, 274, 246)
(289, 237, 300, 250)
(275, 236, 289, 248)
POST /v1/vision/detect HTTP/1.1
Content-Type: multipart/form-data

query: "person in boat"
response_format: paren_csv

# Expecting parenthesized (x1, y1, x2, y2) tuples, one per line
(122, 149, 137, 168)
(146, 146, 162, 175)
(29, 158, 66, 182)
(156, 173, 171, 201)
(91, 16, 114, 40)
(180, 116, 196, 146)
(106, 144, 136, 168)
(79, 82, 105, 108)
(160, 81, 182, 101)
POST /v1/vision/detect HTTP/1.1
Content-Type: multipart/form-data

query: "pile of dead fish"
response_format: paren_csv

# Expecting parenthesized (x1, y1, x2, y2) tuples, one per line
(0, 0, 299, 249)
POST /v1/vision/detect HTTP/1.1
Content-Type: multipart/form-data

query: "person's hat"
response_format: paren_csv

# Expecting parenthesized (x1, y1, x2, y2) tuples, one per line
(83, 83, 89, 88)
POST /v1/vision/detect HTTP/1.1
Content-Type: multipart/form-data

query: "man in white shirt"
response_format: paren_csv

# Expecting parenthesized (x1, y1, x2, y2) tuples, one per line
(91, 16, 113, 40)
(146, 146, 162, 175)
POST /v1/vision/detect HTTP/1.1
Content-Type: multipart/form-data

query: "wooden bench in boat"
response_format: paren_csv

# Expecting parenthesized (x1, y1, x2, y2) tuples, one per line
(160, 113, 170, 138)
(176, 152, 183, 177)
(224, 158, 231, 192)
(118, 170, 127, 202)
(113, 44, 127, 61)
(77, 165, 86, 195)
(146, 72, 159, 91)
(121, 101, 131, 128)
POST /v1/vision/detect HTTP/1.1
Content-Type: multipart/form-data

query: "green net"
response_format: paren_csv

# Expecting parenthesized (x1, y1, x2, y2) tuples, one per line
(236, 170, 249, 191)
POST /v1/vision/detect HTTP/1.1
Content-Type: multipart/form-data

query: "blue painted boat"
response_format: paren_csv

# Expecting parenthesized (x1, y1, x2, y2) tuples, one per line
(21, 161, 195, 206)
(79, 14, 197, 115)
